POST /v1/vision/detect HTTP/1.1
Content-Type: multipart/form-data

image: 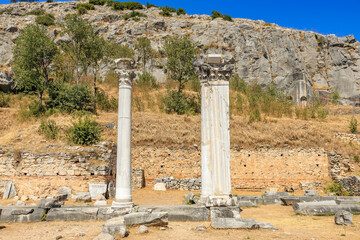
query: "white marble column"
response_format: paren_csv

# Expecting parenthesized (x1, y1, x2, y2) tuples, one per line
(200, 54, 232, 198)
(112, 58, 135, 208)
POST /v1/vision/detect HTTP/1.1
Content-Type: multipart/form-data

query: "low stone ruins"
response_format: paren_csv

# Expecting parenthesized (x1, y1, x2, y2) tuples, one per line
(1, 54, 360, 239)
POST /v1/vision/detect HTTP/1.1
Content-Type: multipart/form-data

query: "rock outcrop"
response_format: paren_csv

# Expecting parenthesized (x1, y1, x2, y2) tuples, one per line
(0, 1, 360, 98)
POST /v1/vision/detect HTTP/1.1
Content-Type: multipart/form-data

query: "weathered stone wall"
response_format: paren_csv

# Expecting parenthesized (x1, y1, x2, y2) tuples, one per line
(0, 143, 341, 194)
(132, 146, 332, 191)
(155, 176, 201, 191)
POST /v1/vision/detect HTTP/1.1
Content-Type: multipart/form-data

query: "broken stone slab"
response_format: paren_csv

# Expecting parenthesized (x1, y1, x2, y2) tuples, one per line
(74, 192, 92, 202)
(335, 210, 353, 225)
(97, 207, 133, 221)
(136, 205, 210, 221)
(0, 207, 44, 223)
(200, 196, 237, 207)
(102, 216, 128, 237)
(236, 196, 264, 205)
(153, 183, 166, 191)
(89, 184, 108, 200)
(304, 190, 319, 197)
(210, 207, 242, 219)
(211, 217, 277, 230)
(293, 201, 360, 215)
(57, 186, 71, 200)
(280, 196, 317, 206)
(38, 198, 61, 209)
(3, 181, 16, 200)
(335, 199, 360, 205)
(237, 201, 256, 207)
(123, 212, 168, 227)
(46, 207, 99, 221)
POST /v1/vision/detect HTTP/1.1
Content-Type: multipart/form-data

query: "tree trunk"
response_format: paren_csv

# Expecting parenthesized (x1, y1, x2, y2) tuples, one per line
(38, 91, 43, 105)
(94, 70, 97, 95)
(178, 80, 182, 93)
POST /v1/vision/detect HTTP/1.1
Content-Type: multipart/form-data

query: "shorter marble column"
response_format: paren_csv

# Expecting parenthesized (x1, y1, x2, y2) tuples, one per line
(112, 58, 135, 208)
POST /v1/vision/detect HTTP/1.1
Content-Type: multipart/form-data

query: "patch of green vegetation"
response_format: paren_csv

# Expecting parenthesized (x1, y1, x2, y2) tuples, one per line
(123, 10, 147, 21)
(111, 1, 143, 11)
(0, 93, 10, 108)
(25, 9, 45, 16)
(89, 0, 106, 6)
(349, 117, 357, 133)
(76, 3, 95, 10)
(35, 13, 55, 26)
(67, 117, 103, 146)
(39, 119, 60, 140)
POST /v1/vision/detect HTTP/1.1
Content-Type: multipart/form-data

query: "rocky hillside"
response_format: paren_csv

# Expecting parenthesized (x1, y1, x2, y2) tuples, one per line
(0, 1, 359, 98)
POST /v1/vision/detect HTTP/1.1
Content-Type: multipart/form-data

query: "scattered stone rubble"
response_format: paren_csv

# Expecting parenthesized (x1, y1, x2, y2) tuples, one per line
(328, 151, 354, 180)
(334, 210, 353, 225)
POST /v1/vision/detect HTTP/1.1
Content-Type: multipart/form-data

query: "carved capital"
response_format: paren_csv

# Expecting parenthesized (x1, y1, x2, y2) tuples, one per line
(197, 54, 234, 85)
(114, 58, 135, 87)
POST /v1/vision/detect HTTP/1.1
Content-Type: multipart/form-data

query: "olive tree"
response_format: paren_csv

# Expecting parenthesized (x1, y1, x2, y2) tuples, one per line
(13, 24, 58, 103)
(135, 37, 154, 72)
(163, 36, 197, 92)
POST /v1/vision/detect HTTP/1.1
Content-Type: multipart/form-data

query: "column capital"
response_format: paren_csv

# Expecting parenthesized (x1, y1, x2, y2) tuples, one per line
(197, 54, 234, 85)
(115, 58, 136, 87)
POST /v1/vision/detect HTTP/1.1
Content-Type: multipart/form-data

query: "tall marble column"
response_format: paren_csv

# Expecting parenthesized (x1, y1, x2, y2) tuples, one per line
(112, 58, 135, 208)
(199, 54, 233, 198)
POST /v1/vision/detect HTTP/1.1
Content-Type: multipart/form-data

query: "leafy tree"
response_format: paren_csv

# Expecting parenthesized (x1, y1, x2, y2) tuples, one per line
(106, 42, 135, 59)
(83, 34, 108, 95)
(35, 13, 55, 26)
(61, 14, 94, 85)
(13, 24, 58, 103)
(176, 8, 186, 16)
(163, 36, 198, 93)
(211, 11, 223, 19)
(135, 37, 153, 72)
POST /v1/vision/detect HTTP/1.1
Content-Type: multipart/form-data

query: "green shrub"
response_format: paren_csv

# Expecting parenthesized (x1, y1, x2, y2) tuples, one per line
(35, 14, 55, 26)
(354, 155, 359, 163)
(0, 93, 10, 108)
(77, 7, 87, 15)
(28, 101, 45, 117)
(211, 11, 223, 19)
(25, 9, 45, 16)
(95, 89, 118, 112)
(76, 3, 95, 10)
(176, 8, 186, 15)
(349, 117, 357, 133)
(162, 90, 200, 115)
(146, 2, 158, 8)
(39, 119, 59, 140)
(67, 117, 103, 146)
(112, 1, 143, 10)
(46, 83, 95, 113)
(46, 0, 53, 3)
(326, 181, 354, 196)
(187, 78, 200, 92)
(89, 0, 106, 5)
(135, 72, 158, 89)
(161, 6, 176, 12)
(123, 11, 147, 21)
(222, 15, 233, 22)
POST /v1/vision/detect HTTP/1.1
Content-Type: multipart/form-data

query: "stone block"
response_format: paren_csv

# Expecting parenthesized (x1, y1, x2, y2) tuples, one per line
(210, 207, 242, 219)
(211, 217, 277, 230)
(123, 212, 168, 227)
(97, 207, 133, 221)
(102, 216, 128, 237)
(89, 184, 108, 200)
(237, 196, 264, 205)
(0, 207, 44, 223)
(57, 186, 72, 198)
(304, 190, 319, 196)
(94, 200, 107, 206)
(293, 201, 360, 216)
(153, 183, 166, 191)
(137, 205, 210, 221)
(136, 225, 149, 234)
(237, 201, 256, 207)
(38, 198, 60, 209)
(335, 210, 353, 225)
(46, 207, 99, 221)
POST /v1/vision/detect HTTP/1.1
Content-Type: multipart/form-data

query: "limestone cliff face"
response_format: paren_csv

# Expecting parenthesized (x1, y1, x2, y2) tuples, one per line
(0, 1, 359, 98)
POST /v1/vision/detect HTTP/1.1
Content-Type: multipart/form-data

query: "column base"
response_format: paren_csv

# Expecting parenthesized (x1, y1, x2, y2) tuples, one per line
(199, 195, 236, 207)
(111, 201, 134, 209)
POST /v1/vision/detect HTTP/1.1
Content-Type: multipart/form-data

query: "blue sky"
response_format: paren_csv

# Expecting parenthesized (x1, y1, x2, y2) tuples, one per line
(1, 0, 359, 40)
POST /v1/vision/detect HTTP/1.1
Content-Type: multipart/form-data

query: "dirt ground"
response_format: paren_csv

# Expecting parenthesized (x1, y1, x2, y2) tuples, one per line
(1, 189, 359, 240)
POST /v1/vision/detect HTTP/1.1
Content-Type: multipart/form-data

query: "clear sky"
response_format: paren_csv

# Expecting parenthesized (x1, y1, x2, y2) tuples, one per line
(1, 0, 359, 40)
